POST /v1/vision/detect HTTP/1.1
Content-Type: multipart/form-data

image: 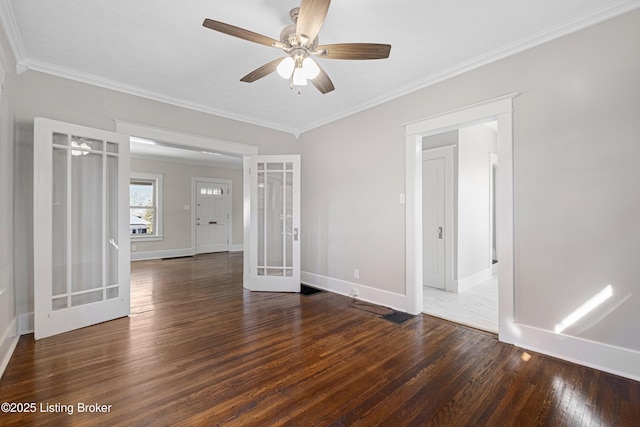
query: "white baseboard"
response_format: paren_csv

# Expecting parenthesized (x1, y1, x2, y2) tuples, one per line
(492, 262, 498, 274)
(0, 317, 19, 379)
(131, 248, 193, 261)
(19, 312, 34, 334)
(457, 268, 492, 293)
(229, 244, 244, 252)
(301, 271, 406, 312)
(513, 323, 640, 382)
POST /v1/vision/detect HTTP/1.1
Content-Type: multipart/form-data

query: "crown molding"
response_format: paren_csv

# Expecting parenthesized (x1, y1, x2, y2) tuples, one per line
(0, 0, 26, 68)
(8, 0, 640, 137)
(297, 0, 640, 134)
(20, 58, 300, 136)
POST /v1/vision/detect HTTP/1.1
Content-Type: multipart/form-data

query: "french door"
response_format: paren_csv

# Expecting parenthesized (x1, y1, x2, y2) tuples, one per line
(246, 155, 300, 292)
(34, 118, 130, 340)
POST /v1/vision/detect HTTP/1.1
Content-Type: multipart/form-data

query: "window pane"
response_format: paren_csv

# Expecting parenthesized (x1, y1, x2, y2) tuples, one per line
(130, 208, 154, 235)
(106, 142, 118, 153)
(53, 132, 68, 146)
(71, 290, 103, 307)
(130, 182, 153, 207)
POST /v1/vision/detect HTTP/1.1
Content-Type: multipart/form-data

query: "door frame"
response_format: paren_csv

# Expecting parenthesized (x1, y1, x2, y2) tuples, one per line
(489, 152, 499, 273)
(191, 177, 232, 255)
(422, 145, 455, 292)
(404, 94, 517, 344)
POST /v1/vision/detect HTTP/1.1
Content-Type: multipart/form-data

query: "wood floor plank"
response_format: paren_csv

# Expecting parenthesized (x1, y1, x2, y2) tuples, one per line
(1, 252, 638, 426)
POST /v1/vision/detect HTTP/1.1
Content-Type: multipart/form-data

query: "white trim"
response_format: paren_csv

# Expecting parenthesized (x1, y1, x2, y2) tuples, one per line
(191, 177, 233, 255)
(513, 323, 640, 382)
(243, 156, 251, 288)
(18, 312, 33, 334)
(0, 0, 26, 68)
(302, 272, 406, 313)
(404, 94, 517, 347)
(130, 172, 163, 241)
(457, 268, 493, 293)
(116, 120, 259, 156)
(0, 317, 19, 379)
(10, 58, 300, 134)
(9, 1, 637, 136)
(130, 248, 192, 261)
(130, 152, 242, 170)
(229, 244, 244, 252)
(297, 2, 640, 134)
(489, 153, 499, 268)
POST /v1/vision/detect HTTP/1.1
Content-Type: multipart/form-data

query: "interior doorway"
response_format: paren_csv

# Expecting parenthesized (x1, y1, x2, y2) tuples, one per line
(404, 94, 517, 344)
(420, 122, 499, 332)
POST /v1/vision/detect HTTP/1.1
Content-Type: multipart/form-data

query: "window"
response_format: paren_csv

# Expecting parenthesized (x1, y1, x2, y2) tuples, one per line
(130, 173, 163, 240)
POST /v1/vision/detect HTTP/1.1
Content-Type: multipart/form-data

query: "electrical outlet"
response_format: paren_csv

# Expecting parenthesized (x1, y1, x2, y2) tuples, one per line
(354, 269, 360, 279)
(131, 245, 137, 252)
(352, 288, 359, 297)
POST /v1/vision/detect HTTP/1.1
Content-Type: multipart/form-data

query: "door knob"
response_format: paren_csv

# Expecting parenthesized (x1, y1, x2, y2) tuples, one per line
(438, 226, 443, 239)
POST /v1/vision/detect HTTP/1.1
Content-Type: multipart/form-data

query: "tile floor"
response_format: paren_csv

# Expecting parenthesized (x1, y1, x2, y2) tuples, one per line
(422, 274, 498, 333)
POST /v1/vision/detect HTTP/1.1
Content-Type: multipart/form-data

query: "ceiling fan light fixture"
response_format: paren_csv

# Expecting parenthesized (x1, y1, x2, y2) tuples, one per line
(292, 66, 307, 86)
(277, 56, 295, 78)
(301, 57, 320, 79)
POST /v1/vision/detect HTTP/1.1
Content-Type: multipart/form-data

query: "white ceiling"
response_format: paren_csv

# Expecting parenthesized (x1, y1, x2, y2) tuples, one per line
(2, 0, 639, 135)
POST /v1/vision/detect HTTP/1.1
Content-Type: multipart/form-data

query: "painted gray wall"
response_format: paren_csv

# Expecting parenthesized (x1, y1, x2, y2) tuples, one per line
(130, 157, 243, 253)
(299, 10, 640, 351)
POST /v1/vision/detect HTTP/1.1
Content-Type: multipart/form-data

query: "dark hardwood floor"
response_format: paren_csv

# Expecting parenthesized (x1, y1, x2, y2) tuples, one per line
(1, 252, 638, 426)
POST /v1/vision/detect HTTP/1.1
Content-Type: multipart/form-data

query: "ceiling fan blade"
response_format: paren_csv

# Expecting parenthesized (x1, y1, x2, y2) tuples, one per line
(310, 63, 335, 94)
(316, 43, 391, 60)
(296, 0, 331, 44)
(203, 19, 279, 47)
(240, 58, 284, 83)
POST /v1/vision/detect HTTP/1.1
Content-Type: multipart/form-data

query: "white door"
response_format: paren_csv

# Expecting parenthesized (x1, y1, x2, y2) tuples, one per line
(196, 181, 229, 254)
(246, 155, 300, 292)
(34, 117, 130, 340)
(423, 146, 454, 290)
(423, 154, 446, 289)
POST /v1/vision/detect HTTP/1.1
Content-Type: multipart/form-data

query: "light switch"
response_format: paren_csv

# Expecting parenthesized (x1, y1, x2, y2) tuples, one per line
(399, 193, 406, 205)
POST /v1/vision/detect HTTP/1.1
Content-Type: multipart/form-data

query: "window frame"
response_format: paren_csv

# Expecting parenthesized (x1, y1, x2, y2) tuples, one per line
(130, 172, 163, 241)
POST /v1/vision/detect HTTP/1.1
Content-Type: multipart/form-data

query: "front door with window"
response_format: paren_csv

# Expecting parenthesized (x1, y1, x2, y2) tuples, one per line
(34, 118, 130, 340)
(196, 181, 229, 254)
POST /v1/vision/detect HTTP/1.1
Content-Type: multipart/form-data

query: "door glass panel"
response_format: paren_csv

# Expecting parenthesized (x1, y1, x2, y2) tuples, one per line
(71, 290, 103, 307)
(267, 163, 284, 171)
(71, 152, 104, 294)
(106, 287, 119, 300)
(266, 171, 284, 270)
(71, 135, 103, 151)
(53, 132, 68, 146)
(52, 148, 68, 297)
(106, 155, 118, 286)
(286, 171, 293, 269)
(52, 297, 67, 311)
(106, 142, 119, 153)
(257, 169, 265, 274)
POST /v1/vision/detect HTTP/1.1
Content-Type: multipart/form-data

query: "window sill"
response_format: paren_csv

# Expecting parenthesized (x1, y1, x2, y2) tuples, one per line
(131, 235, 164, 242)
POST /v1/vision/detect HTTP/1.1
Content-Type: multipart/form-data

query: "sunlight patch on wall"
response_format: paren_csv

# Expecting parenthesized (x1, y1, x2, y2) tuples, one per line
(554, 285, 613, 334)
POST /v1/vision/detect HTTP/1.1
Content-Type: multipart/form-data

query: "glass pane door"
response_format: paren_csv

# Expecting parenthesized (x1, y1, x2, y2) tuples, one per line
(248, 155, 300, 292)
(34, 118, 130, 340)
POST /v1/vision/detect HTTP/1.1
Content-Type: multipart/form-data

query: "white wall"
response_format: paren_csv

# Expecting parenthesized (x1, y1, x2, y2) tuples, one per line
(130, 157, 243, 256)
(299, 8, 640, 373)
(457, 124, 497, 286)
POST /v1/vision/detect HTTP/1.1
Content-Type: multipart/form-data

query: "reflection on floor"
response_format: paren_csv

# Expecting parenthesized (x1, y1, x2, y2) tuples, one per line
(423, 274, 498, 333)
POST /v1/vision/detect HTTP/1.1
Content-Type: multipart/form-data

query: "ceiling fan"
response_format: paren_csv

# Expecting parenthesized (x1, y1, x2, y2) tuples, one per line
(203, 0, 391, 94)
